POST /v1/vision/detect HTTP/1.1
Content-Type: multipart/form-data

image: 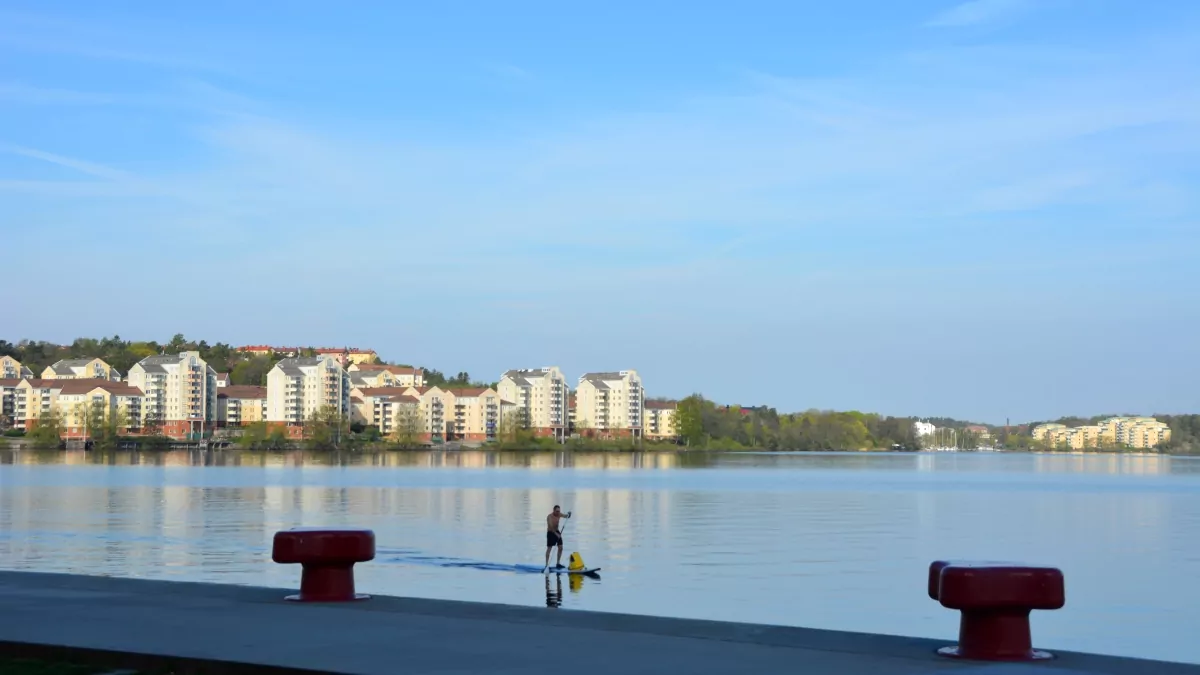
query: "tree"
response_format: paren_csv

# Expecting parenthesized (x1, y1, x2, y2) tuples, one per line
(28, 409, 64, 449)
(230, 356, 277, 386)
(304, 406, 349, 450)
(389, 405, 424, 448)
(675, 395, 707, 447)
(73, 400, 129, 450)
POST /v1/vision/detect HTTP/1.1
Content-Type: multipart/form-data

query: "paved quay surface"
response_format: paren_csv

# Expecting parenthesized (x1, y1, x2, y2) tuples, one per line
(0, 571, 1195, 675)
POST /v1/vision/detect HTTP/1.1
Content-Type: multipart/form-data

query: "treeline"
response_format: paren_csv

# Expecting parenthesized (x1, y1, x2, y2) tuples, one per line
(1157, 415, 1200, 454)
(0, 335, 485, 388)
(674, 395, 932, 451)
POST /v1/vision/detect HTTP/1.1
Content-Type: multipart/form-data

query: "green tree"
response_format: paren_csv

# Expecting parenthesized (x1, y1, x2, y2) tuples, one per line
(389, 405, 424, 448)
(304, 406, 349, 450)
(28, 409, 64, 449)
(230, 356, 277, 386)
(675, 395, 707, 447)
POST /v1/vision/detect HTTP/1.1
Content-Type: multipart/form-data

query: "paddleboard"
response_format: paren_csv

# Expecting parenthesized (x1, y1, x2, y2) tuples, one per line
(514, 564, 601, 575)
(547, 567, 601, 575)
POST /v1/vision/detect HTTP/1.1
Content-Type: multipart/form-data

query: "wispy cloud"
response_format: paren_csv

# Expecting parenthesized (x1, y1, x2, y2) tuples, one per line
(0, 144, 136, 182)
(485, 63, 533, 80)
(0, 82, 115, 105)
(926, 0, 1037, 27)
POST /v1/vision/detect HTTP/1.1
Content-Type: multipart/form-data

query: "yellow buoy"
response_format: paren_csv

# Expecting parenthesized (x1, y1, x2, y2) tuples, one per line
(568, 552, 585, 571)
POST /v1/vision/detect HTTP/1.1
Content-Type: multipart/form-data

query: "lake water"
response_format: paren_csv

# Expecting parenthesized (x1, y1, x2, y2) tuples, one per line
(1, 448, 1198, 664)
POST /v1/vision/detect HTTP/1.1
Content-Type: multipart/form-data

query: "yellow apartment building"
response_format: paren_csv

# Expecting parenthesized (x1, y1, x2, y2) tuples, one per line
(56, 381, 145, 437)
(643, 400, 678, 440)
(126, 351, 219, 439)
(11, 379, 69, 430)
(445, 387, 502, 442)
(0, 356, 32, 380)
(1035, 417, 1171, 450)
(265, 355, 351, 426)
(41, 357, 121, 381)
(497, 367, 569, 440)
(575, 370, 645, 438)
(348, 363, 425, 388)
(217, 385, 267, 427)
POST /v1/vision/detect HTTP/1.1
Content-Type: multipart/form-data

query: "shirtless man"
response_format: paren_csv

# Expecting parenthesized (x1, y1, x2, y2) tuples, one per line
(544, 505, 572, 570)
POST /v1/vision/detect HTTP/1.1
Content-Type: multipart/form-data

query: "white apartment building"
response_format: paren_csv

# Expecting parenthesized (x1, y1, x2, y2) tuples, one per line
(126, 351, 218, 438)
(266, 355, 351, 425)
(497, 367, 569, 439)
(574, 370, 644, 438)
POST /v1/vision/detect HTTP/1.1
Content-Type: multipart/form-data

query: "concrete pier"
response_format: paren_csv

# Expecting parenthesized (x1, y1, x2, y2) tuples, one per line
(0, 571, 1195, 674)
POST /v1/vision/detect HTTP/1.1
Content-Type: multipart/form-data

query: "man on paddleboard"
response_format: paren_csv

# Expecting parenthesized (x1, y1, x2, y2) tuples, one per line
(545, 505, 571, 570)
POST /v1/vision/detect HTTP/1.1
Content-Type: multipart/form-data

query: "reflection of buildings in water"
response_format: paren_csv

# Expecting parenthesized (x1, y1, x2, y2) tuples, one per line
(1032, 453, 1171, 476)
(916, 454, 935, 473)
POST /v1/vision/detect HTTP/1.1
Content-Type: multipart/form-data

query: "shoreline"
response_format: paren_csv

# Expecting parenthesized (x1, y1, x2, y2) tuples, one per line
(1, 437, 1195, 457)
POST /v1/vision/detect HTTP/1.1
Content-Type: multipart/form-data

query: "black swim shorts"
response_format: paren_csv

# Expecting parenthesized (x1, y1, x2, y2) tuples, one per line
(546, 530, 563, 547)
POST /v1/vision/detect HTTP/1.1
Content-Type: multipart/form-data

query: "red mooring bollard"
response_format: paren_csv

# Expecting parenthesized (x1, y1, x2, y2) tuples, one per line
(272, 528, 376, 602)
(928, 560, 1065, 661)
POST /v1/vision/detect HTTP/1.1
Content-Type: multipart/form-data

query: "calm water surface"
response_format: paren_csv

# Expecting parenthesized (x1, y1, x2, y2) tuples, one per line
(1, 449, 1198, 664)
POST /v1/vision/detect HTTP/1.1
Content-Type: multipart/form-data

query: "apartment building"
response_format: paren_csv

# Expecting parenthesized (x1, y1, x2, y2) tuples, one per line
(0, 356, 32, 380)
(41, 357, 120, 381)
(574, 370, 644, 438)
(57, 381, 145, 438)
(265, 355, 351, 426)
(0, 379, 20, 426)
(1034, 418, 1172, 450)
(10, 379, 68, 430)
(348, 363, 425, 388)
(1099, 416, 1172, 449)
(126, 351, 218, 439)
(352, 388, 421, 440)
(497, 367, 569, 439)
(446, 387, 502, 442)
(643, 400, 679, 440)
(217, 386, 267, 427)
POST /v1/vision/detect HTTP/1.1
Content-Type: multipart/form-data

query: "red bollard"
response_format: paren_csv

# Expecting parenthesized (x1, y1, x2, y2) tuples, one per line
(272, 528, 376, 602)
(929, 560, 1065, 661)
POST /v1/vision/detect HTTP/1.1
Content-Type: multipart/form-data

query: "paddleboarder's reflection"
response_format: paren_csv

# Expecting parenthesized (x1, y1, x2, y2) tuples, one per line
(545, 574, 562, 608)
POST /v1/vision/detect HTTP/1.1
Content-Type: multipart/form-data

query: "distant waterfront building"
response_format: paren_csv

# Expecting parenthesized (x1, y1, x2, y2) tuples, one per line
(643, 400, 679, 440)
(1033, 418, 1171, 450)
(265, 355, 351, 427)
(575, 370, 644, 438)
(41, 357, 121, 381)
(126, 352, 218, 439)
(913, 421, 937, 437)
(0, 356, 32, 380)
(497, 367, 569, 440)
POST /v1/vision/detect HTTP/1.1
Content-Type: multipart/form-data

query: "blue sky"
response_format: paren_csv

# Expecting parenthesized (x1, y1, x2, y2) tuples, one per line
(2, 0, 1198, 423)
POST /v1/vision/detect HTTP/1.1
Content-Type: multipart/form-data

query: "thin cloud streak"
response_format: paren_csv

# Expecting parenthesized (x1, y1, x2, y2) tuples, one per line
(926, 0, 1037, 27)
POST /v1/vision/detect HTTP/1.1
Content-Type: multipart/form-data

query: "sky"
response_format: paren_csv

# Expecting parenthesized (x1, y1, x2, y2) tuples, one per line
(1, 0, 1198, 423)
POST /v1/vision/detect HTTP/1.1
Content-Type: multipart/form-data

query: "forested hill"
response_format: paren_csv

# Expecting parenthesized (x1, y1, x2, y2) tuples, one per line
(0, 335, 483, 388)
